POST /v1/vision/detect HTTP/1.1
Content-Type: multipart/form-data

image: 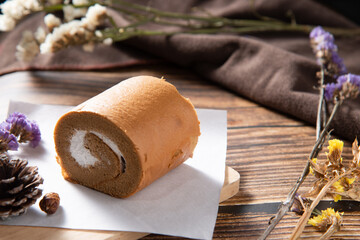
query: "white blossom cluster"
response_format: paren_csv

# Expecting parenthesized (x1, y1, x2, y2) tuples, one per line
(6, 0, 111, 62)
(15, 27, 45, 62)
(63, 0, 89, 22)
(0, 0, 43, 31)
(40, 4, 107, 53)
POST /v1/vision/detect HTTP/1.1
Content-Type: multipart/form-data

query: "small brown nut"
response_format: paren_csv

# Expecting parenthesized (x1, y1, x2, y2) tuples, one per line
(39, 192, 60, 214)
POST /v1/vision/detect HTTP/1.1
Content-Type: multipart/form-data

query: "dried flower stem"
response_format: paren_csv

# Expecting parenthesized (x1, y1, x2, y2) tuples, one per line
(259, 97, 341, 239)
(40, 1, 360, 40)
(319, 217, 340, 240)
(289, 169, 352, 239)
(316, 64, 326, 140)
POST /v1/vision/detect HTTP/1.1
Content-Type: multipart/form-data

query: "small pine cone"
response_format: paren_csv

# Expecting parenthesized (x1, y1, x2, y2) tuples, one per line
(0, 155, 43, 220)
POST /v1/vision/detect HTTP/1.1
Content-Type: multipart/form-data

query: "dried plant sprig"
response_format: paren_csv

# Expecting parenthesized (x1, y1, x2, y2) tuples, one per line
(290, 138, 360, 239)
(290, 169, 352, 240)
(259, 97, 341, 240)
(310, 26, 347, 78)
(260, 26, 359, 240)
(3, 0, 360, 62)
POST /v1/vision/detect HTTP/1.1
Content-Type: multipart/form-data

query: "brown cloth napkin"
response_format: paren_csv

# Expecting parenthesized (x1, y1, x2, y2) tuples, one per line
(0, 0, 359, 141)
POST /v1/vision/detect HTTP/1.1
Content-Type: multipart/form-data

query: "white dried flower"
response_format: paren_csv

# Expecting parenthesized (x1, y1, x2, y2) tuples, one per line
(82, 4, 107, 30)
(15, 30, 40, 62)
(21, 0, 42, 12)
(40, 20, 90, 53)
(103, 38, 112, 45)
(0, 0, 42, 31)
(34, 27, 46, 43)
(39, 4, 108, 54)
(82, 42, 94, 52)
(0, 14, 16, 31)
(1, 0, 27, 20)
(95, 30, 103, 38)
(63, 5, 87, 22)
(44, 13, 61, 32)
(73, 0, 89, 5)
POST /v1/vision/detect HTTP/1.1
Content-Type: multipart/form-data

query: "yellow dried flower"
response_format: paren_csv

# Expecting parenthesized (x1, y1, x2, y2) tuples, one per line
(332, 177, 356, 202)
(333, 179, 345, 193)
(347, 177, 356, 185)
(308, 208, 343, 231)
(333, 194, 342, 202)
(309, 158, 317, 175)
(327, 139, 344, 163)
(328, 139, 344, 153)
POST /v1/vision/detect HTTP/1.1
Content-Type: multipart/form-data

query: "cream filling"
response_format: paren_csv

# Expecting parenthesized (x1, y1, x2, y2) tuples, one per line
(70, 130, 124, 168)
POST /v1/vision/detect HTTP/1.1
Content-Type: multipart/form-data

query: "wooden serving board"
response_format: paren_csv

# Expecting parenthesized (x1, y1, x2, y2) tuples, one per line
(0, 166, 240, 240)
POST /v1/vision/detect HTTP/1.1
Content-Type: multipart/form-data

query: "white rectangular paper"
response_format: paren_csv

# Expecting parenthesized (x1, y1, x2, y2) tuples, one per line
(0, 101, 227, 240)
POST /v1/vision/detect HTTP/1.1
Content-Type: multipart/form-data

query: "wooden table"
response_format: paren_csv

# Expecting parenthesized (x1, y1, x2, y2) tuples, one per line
(0, 63, 358, 239)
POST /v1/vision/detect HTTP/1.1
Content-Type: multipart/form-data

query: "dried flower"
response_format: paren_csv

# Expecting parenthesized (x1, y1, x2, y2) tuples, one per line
(44, 14, 61, 32)
(327, 139, 344, 163)
(310, 26, 347, 77)
(40, 4, 108, 54)
(0, 15, 16, 31)
(63, 5, 87, 22)
(331, 177, 355, 202)
(82, 3, 107, 31)
(15, 30, 40, 62)
(34, 27, 46, 43)
(103, 37, 113, 45)
(325, 74, 360, 101)
(63, 0, 89, 22)
(0, 129, 19, 153)
(4, 112, 41, 148)
(0, 0, 42, 31)
(39, 192, 60, 214)
(351, 139, 360, 168)
(291, 193, 312, 215)
(308, 208, 343, 231)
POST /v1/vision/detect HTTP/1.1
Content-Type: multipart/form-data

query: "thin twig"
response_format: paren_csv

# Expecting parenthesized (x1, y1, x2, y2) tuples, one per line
(316, 65, 326, 140)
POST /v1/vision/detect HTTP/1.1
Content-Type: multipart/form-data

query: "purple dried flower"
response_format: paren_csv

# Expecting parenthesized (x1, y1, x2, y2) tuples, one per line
(324, 73, 360, 101)
(331, 52, 347, 75)
(324, 82, 338, 101)
(309, 26, 327, 39)
(310, 26, 346, 77)
(5, 112, 41, 148)
(0, 121, 10, 131)
(29, 121, 41, 148)
(0, 129, 19, 153)
(316, 39, 337, 52)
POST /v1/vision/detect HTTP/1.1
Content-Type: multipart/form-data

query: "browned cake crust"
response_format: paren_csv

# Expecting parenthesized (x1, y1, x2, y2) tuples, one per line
(54, 76, 200, 198)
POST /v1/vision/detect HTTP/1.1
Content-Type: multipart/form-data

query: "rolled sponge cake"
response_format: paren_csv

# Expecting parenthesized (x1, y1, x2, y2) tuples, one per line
(54, 76, 200, 198)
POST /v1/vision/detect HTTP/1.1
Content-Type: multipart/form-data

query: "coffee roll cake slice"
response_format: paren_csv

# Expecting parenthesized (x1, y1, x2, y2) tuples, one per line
(54, 76, 200, 198)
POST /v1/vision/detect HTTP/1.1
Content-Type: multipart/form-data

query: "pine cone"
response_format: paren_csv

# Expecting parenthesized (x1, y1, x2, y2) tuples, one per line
(0, 154, 43, 219)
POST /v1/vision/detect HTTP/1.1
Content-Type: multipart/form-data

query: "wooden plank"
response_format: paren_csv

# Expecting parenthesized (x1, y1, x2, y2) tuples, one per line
(0, 167, 239, 240)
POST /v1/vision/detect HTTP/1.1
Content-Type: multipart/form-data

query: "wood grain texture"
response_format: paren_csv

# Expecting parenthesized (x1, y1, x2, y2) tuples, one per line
(0, 63, 358, 239)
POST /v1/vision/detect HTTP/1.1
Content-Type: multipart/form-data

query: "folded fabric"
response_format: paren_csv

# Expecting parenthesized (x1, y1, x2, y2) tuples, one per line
(0, 0, 359, 141)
